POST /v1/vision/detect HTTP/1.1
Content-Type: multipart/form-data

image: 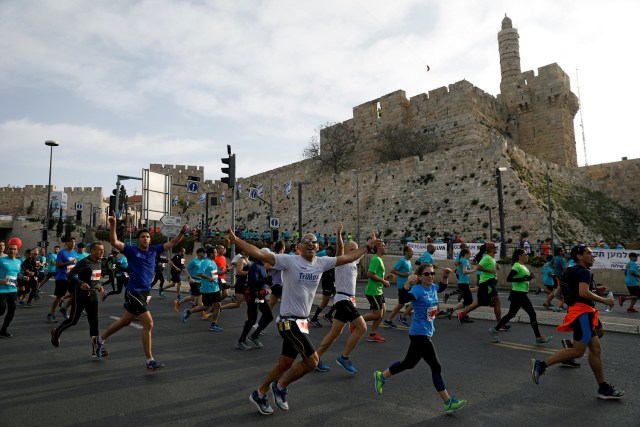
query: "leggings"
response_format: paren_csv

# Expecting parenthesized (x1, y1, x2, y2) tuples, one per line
(389, 335, 445, 391)
(239, 296, 273, 342)
(496, 291, 541, 337)
(150, 271, 164, 289)
(0, 292, 17, 332)
(106, 276, 128, 297)
(55, 289, 100, 337)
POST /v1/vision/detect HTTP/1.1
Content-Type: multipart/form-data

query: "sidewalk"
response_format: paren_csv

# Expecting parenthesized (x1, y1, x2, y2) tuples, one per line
(312, 295, 640, 335)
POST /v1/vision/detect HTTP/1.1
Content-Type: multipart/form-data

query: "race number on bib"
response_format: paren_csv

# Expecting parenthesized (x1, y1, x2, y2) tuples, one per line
(91, 270, 102, 281)
(427, 306, 439, 322)
(295, 319, 310, 334)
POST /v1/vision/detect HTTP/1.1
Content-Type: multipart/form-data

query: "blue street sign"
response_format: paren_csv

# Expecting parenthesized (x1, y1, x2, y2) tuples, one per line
(187, 180, 199, 194)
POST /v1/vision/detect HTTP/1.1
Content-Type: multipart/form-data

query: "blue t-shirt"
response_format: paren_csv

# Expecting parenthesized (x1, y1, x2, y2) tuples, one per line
(542, 262, 554, 286)
(76, 252, 89, 262)
(47, 253, 57, 273)
(122, 244, 165, 292)
(393, 257, 412, 289)
(408, 283, 439, 337)
(55, 249, 78, 281)
(115, 256, 128, 277)
(625, 260, 639, 287)
(457, 258, 471, 284)
(0, 257, 22, 293)
(199, 258, 219, 293)
(186, 257, 204, 284)
(416, 251, 433, 266)
(551, 255, 565, 276)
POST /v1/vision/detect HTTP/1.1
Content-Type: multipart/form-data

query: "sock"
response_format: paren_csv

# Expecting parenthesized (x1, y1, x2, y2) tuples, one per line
(146, 358, 154, 364)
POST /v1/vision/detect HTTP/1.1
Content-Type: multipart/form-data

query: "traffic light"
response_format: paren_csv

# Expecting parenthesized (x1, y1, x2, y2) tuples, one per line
(109, 188, 117, 215)
(221, 153, 236, 188)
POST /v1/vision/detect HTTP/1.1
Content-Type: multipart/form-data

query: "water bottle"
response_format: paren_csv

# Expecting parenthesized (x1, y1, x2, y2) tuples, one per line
(605, 292, 613, 312)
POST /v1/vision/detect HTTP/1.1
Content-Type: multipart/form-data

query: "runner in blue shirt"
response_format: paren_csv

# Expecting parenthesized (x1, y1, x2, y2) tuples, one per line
(0, 241, 23, 337)
(94, 214, 189, 371)
(374, 263, 466, 414)
(384, 246, 414, 328)
(620, 252, 639, 313)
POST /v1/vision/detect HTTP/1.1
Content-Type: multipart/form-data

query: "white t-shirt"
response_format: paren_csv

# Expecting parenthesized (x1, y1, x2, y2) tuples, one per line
(334, 260, 359, 303)
(274, 254, 337, 318)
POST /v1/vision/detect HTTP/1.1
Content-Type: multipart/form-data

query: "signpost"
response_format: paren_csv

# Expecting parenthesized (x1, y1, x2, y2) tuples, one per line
(270, 217, 280, 229)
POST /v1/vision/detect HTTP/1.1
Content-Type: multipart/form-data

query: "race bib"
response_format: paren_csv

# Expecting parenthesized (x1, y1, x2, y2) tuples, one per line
(180, 258, 185, 265)
(6, 276, 17, 285)
(427, 305, 439, 322)
(124, 272, 129, 278)
(66, 265, 75, 273)
(91, 270, 102, 281)
(295, 319, 309, 334)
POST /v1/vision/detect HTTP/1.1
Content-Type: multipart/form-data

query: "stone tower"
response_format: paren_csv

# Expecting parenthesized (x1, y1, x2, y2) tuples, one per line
(498, 15, 580, 168)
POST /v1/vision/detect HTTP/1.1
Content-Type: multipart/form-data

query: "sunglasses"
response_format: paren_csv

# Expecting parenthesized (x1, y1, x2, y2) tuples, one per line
(300, 238, 318, 244)
(421, 272, 436, 277)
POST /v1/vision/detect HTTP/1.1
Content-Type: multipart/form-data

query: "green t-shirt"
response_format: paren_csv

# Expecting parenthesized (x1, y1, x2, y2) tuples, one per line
(478, 254, 496, 283)
(511, 262, 529, 292)
(365, 255, 385, 296)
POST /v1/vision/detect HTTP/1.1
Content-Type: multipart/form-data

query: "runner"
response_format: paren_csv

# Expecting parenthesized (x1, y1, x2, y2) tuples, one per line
(48, 237, 77, 323)
(175, 248, 206, 312)
(182, 247, 222, 331)
(0, 241, 22, 337)
(384, 246, 414, 328)
(161, 247, 186, 299)
(373, 263, 466, 414)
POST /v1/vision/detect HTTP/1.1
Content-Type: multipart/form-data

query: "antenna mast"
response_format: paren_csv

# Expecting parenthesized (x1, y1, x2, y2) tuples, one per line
(576, 68, 588, 166)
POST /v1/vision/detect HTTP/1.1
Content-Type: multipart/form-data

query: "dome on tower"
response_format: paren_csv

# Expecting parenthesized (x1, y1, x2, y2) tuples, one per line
(502, 15, 513, 30)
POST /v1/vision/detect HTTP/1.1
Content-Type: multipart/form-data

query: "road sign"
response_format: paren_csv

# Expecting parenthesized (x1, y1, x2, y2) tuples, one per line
(160, 215, 182, 226)
(250, 188, 258, 200)
(159, 224, 182, 236)
(270, 217, 280, 229)
(75, 202, 84, 211)
(187, 180, 199, 194)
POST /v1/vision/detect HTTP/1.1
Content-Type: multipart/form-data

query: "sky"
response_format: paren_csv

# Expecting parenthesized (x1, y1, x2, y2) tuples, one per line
(1, 0, 638, 197)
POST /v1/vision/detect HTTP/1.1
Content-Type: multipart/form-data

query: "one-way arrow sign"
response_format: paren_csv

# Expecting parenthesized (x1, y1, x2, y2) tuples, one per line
(159, 224, 183, 236)
(160, 215, 182, 226)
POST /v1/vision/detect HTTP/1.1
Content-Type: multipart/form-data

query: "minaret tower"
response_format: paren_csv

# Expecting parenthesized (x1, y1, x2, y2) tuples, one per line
(498, 15, 521, 93)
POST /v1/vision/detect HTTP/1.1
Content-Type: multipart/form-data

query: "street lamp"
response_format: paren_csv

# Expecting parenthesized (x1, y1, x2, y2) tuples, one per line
(43, 140, 59, 248)
(496, 167, 507, 258)
(351, 169, 360, 244)
(546, 174, 554, 254)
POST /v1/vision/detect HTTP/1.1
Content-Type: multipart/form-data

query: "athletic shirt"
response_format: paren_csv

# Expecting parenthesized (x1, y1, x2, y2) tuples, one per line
(236, 258, 249, 286)
(171, 254, 186, 272)
(155, 253, 168, 272)
(365, 255, 385, 296)
(273, 254, 337, 318)
(566, 265, 595, 307)
(334, 260, 359, 303)
(457, 258, 471, 284)
(199, 258, 219, 293)
(75, 252, 89, 262)
(186, 257, 205, 284)
(55, 249, 78, 281)
(542, 262, 554, 286)
(552, 255, 565, 276)
(393, 257, 412, 289)
(416, 251, 433, 266)
(625, 260, 639, 286)
(121, 243, 165, 292)
(510, 262, 530, 292)
(47, 253, 57, 273)
(408, 283, 440, 337)
(0, 257, 22, 293)
(68, 256, 103, 291)
(115, 256, 128, 277)
(248, 260, 269, 292)
(478, 254, 496, 283)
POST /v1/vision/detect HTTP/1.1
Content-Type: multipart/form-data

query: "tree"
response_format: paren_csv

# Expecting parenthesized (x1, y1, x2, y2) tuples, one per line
(302, 122, 358, 174)
(375, 124, 435, 162)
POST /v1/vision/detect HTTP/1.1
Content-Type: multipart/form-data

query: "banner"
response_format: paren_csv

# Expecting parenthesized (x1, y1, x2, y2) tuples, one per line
(407, 242, 448, 260)
(591, 249, 635, 270)
(284, 179, 292, 197)
(453, 243, 501, 261)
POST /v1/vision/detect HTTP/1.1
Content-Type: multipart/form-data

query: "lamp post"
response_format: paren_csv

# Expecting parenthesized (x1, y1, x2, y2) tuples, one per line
(546, 174, 554, 254)
(488, 207, 493, 241)
(43, 140, 59, 248)
(351, 169, 360, 244)
(496, 167, 507, 258)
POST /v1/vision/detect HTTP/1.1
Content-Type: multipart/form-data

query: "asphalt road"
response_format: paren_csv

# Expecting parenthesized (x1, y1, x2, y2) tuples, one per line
(1, 285, 639, 427)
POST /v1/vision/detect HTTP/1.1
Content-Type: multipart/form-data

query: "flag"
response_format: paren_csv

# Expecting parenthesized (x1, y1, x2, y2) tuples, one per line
(220, 191, 225, 204)
(257, 183, 264, 197)
(284, 179, 292, 197)
(197, 192, 206, 204)
(172, 195, 179, 206)
(236, 183, 242, 197)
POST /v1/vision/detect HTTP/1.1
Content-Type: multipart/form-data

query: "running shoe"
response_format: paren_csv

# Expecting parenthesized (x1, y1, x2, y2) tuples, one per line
(443, 293, 450, 304)
(91, 336, 103, 358)
(461, 317, 474, 324)
(235, 340, 252, 351)
(488, 327, 501, 343)
(383, 319, 397, 329)
(60, 307, 69, 320)
(176, 294, 181, 300)
(530, 358, 545, 384)
(310, 319, 322, 328)
(446, 308, 454, 320)
(436, 310, 449, 319)
(182, 308, 191, 323)
(50, 328, 60, 347)
(443, 397, 466, 414)
(101, 293, 108, 302)
(0, 331, 12, 338)
(94, 347, 109, 358)
(174, 300, 180, 313)
(271, 381, 289, 411)
(373, 370, 385, 395)
(250, 390, 273, 415)
(367, 333, 386, 343)
(247, 336, 263, 349)
(551, 307, 560, 313)
(146, 360, 165, 371)
(498, 324, 511, 331)
(457, 312, 465, 326)
(536, 336, 553, 344)
(336, 355, 357, 374)
(627, 307, 639, 313)
(322, 314, 333, 325)
(597, 383, 625, 400)
(315, 359, 330, 372)
(201, 312, 212, 320)
(399, 316, 409, 327)
(618, 295, 624, 307)
(159, 291, 166, 299)
(209, 324, 223, 332)
(543, 302, 552, 310)
(47, 314, 57, 323)
(535, 288, 542, 296)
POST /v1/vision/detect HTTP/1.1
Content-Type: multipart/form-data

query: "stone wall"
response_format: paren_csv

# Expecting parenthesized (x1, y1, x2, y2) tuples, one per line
(582, 158, 640, 211)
